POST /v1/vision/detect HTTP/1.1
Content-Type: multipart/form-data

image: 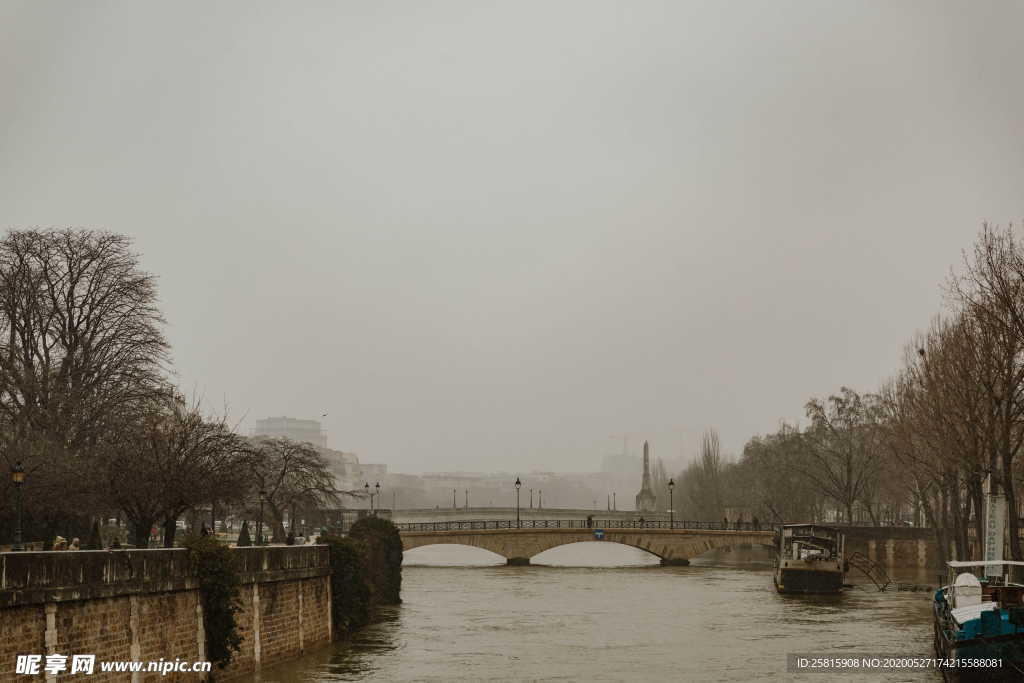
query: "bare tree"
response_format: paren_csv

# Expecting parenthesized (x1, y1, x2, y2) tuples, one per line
(950, 224, 1024, 559)
(800, 387, 883, 525)
(249, 437, 340, 543)
(677, 429, 728, 522)
(0, 229, 170, 537)
(736, 424, 823, 524)
(98, 391, 253, 547)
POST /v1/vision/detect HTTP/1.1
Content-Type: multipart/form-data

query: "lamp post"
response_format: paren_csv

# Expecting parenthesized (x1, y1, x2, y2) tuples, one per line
(515, 477, 522, 528)
(530, 488, 533, 508)
(364, 482, 370, 511)
(453, 488, 457, 509)
(538, 490, 542, 509)
(258, 488, 266, 546)
(668, 478, 675, 529)
(375, 482, 380, 512)
(11, 461, 25, 551)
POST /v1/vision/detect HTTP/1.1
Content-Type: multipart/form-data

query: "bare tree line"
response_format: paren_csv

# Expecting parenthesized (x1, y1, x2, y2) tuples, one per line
(661, 224, 1024, 565)
(0, 229, 341, 547)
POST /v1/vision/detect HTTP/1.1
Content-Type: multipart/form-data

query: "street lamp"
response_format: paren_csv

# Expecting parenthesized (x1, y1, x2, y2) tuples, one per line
(364, 482, 370, 511)
(668, 478, 675, 529)
(375, 482, 380, 512)
(258, 487, 266, 546)
(11, 461, 25, 551)
(515, 477, 522, 528)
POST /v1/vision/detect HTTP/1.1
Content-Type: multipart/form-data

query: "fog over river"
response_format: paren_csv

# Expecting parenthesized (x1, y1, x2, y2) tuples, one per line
(247, 544, 939, 682)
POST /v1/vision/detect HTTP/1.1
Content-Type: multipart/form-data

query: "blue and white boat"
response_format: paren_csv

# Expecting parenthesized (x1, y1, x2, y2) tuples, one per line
(932, 560, 1024, 680)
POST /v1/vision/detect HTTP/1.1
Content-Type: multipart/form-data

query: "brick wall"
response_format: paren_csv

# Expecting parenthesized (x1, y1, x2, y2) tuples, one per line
(53, 597, 135, 682)
(0, 604, 45, 677)
(0, 547, 332, 681)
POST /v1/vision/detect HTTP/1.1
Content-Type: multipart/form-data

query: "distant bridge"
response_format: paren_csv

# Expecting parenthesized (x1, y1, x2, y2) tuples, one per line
(397, 519, 776, 565)
(390, 507, 651, 525)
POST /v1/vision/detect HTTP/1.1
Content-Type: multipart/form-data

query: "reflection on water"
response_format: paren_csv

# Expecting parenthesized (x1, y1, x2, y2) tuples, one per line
(249, 544, 941, 682)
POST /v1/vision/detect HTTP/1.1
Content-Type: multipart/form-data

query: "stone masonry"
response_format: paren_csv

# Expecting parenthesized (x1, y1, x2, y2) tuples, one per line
(0, 546, 331, 681)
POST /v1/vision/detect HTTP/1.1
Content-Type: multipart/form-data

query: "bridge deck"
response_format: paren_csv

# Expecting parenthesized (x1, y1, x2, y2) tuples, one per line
(397, 519, 776, 532)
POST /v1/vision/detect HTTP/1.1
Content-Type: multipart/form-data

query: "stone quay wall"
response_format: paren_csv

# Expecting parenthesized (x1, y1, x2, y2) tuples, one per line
(0, 546, 331, 681)
(841, 526, 940, 570)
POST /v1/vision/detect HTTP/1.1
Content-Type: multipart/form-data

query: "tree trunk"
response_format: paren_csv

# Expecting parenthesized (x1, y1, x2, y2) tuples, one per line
(949, 475, 967, 560)
(1003, 458, 1022, 560)
(163, 518, 178, 548)
(922, 492, 947, 568)
(939, 483, 953, 560)
(131, 518, 154, 548)
(267, 502, 287, 543)
(969, 477, 985, 559)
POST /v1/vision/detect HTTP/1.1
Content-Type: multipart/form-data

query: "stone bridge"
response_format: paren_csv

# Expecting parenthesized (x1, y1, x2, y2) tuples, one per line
(397, 519, 943, 569)
(398, 519, 776, 565)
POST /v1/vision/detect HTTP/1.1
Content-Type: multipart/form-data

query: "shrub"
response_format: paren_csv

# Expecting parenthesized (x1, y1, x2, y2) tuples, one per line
(319, 534, 371, 637)
(348, 516, 403, 605)
(182, 535, 242, 669)
(236, 520, 252, 547)
(86, 520, 103, 550)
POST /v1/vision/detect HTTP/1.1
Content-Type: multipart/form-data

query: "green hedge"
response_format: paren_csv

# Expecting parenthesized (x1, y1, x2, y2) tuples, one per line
(182, 535, 242, 669)
(348, 516, 403, 605)
(320, 517, 403, 639)
(319, 535, 372, 636)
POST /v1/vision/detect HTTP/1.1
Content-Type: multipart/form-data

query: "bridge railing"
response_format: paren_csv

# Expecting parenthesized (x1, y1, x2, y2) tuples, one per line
(395, 519, 777, 532)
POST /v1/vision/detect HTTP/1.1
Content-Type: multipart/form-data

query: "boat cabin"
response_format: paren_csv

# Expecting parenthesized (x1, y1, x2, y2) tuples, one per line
(777, 524, 844, 562)
(943, 560, 1024, 610)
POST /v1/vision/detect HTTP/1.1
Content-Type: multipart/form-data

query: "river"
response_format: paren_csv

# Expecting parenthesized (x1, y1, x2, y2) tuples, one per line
(246, 543, 941, 682)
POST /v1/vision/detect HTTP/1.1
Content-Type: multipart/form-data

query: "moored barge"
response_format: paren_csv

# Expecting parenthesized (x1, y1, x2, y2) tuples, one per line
(773, 523, 845, 594)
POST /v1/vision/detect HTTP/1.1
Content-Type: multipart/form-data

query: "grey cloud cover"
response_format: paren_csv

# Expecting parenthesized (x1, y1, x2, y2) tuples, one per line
(1, 0, 1021, 471)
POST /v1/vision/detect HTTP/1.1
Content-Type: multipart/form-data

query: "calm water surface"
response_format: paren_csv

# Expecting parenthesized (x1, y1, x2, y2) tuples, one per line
(248, 544, 940, 682)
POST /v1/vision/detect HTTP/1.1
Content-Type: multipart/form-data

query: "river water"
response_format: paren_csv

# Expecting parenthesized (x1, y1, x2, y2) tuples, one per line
(247, 544, 941, 682)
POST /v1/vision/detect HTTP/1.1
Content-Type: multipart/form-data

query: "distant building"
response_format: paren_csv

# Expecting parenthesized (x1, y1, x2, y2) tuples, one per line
(634, 441, 657, 512)
(253, 416, 327, 448)
(359, 463, 388, 481)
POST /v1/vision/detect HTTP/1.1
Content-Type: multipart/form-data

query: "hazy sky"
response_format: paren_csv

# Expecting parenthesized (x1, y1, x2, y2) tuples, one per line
(2, 1, 1022, 473)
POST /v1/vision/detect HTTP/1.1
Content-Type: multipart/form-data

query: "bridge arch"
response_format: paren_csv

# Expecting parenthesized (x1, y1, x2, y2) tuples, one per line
(532, 541, 663, 566)
(402, 543, 506, 565)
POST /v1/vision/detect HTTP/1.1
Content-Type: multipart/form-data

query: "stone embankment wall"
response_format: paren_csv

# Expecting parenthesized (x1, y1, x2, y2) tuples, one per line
(841, 526, 940, 570)
(0, 546, 331, 681)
